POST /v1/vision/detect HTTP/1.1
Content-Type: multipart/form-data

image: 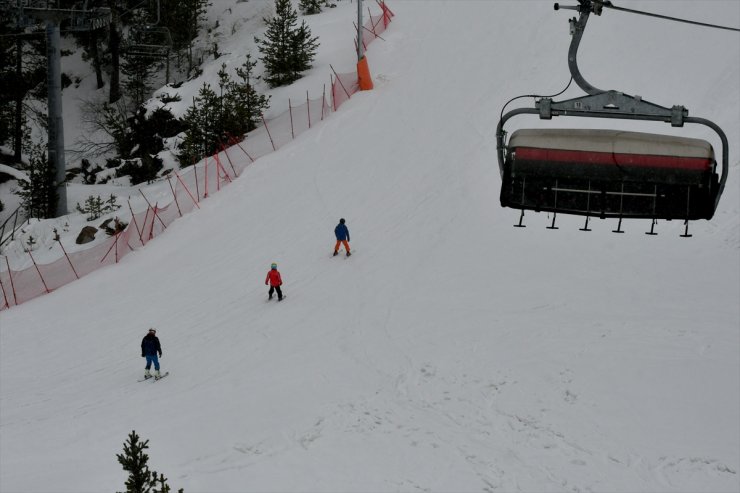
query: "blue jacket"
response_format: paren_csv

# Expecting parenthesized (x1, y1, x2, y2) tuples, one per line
(335, 223, 350, 241)
(141, 334, 162, 357)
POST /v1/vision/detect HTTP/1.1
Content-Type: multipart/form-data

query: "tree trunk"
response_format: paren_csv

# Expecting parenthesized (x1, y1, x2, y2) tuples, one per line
(108, 1, 121, 103)
(13, 37, 22, 161)
(90, 29, 104, 90)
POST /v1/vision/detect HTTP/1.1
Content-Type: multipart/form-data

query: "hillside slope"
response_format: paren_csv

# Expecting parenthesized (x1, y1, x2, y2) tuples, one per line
(1, 1, 739, 492)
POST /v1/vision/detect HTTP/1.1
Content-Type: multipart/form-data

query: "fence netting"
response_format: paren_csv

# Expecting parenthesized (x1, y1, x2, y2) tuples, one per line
(333, 0, 394, 111)
(0, 1, 393, 311)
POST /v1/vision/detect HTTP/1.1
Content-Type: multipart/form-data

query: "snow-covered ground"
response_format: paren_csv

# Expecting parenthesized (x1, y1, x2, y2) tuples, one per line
(1, 1, 739, 492)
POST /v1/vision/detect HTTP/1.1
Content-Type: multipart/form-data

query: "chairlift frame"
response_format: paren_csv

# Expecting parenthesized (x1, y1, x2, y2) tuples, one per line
(123, 25, 172, 58)
(121, 0, 172, 59)
(496, 0, 729, 232)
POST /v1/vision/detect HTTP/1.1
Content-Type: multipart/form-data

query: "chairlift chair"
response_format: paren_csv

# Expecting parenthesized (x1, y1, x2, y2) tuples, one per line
(122, 24, 173, 58)
(496, 0, 728, 233)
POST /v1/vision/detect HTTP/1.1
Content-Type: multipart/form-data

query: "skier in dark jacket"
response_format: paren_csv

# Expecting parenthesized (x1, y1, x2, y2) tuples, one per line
(333, 218, 351, 257)
(141, 328, 163, 379)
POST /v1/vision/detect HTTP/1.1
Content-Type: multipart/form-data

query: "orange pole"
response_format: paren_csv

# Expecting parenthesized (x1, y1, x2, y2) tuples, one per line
(357, 56, 374, 90)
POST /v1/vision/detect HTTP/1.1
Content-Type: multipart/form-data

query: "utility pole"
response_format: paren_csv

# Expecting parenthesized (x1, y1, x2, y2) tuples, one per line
(7, 4, 111, 217)
(46, 16, 66, 217)
(356, 0, 373, 90)
(357, 0, 364, 61)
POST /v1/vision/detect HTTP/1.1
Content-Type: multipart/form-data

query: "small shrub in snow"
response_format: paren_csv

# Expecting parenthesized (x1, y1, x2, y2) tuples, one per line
(76, 194, 121, 221)
(116, 430, 183, 493)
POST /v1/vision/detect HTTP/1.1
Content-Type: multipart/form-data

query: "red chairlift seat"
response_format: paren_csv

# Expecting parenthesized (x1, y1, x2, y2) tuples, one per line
(501, 129, 719, 220)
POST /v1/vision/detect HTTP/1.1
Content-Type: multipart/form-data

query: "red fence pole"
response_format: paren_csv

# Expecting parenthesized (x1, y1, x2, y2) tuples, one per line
(218, 139, 239, 177)
(167, 176, 183, 217)
(28, 250, 50, 294)
(261, 114, 277, 151)
(213, 153, 232, 186)
(128, 199, 143, 242)
(100, 231, 120, 263)
(139, 190, 167, 230)
(379, 0, 395, 19)
(307, 91, 311, 129)
(331, 74, 336, 111)
(174, 171, 200, 209)
(227, 134, 255, 163)
(139, 207, 151, 244)
(330, 65, 352, 101)
(204, 155, 209, 198)
(193, 157, 201, 200)
(322, 84, 327, 120)
(57, 240, 80, 279)
(147, 204, 158, 241)
(368, 7, 377, 38)
(4, 256, 17, 306)
(0, 266, 11, 309)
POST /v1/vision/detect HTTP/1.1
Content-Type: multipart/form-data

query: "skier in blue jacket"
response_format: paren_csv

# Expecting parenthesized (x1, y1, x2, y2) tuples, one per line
(141, 328, 163, 379)
(333, 218, 351, 257)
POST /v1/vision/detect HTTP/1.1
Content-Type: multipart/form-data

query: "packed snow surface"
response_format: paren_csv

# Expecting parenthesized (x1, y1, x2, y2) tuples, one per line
(1, 1, 739, 492)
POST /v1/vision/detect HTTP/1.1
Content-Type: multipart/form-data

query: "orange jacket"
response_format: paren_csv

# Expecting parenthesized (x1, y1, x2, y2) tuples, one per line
(265, 269, 282, 286)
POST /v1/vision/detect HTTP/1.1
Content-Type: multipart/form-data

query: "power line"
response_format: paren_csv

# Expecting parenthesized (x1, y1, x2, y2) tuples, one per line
(599, 1, 740, 32)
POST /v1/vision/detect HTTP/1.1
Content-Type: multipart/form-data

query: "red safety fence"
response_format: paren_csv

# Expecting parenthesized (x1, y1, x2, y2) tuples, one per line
(332, 0, 394, 111)
(0, 2, 394, 311)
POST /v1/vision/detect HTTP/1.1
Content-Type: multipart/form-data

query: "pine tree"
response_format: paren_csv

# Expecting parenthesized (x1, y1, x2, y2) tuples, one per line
(178, 83, 221, 166)
(225, 55, 270, 135)
(299, 0, 324, 15)
(256, 0, 319, 88)
(290, 20, 319, 80)
(14, 145, 58, 220)
(116, 430, 182, 493)
(121, 50, 157, 107)
(160, 0, 209, 77)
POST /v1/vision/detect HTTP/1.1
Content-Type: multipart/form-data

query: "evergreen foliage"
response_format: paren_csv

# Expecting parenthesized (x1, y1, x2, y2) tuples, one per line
(256, 0, 319, 87)
(159, 0, 210, 77)
(178, 82, 220, 166)
(121, 51, 157, 107)
(75, 194, 121, 221)
(178, 58, 269, 167)
(14, 146, 58, 220)
(114, 156, 164, 185)
(299, 0, 330, 15)
(0, 15, 48, 160)
(81, 104, 181, 184)
(224, 55, 270, 136)
(116, 430, 183, 493)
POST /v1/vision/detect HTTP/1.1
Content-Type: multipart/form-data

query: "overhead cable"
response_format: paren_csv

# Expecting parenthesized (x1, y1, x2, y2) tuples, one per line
(599, 1, 740, 32)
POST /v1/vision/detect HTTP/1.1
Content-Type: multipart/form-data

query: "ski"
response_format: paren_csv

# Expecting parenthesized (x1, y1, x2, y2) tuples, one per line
(331, 250, 355, 258)
(137, 371, 169, 382)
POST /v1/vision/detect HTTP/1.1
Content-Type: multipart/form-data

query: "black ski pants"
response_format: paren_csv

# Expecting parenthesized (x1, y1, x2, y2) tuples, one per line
(268, 285, 283, 300)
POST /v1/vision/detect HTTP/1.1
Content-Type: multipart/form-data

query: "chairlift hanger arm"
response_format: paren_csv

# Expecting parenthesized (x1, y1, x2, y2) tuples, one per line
(554, 0, 604, 95)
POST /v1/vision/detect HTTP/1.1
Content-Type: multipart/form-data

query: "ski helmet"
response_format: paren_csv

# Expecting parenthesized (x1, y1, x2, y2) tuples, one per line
(271, 263, 277, 269)
(339, 218, 345, 224)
